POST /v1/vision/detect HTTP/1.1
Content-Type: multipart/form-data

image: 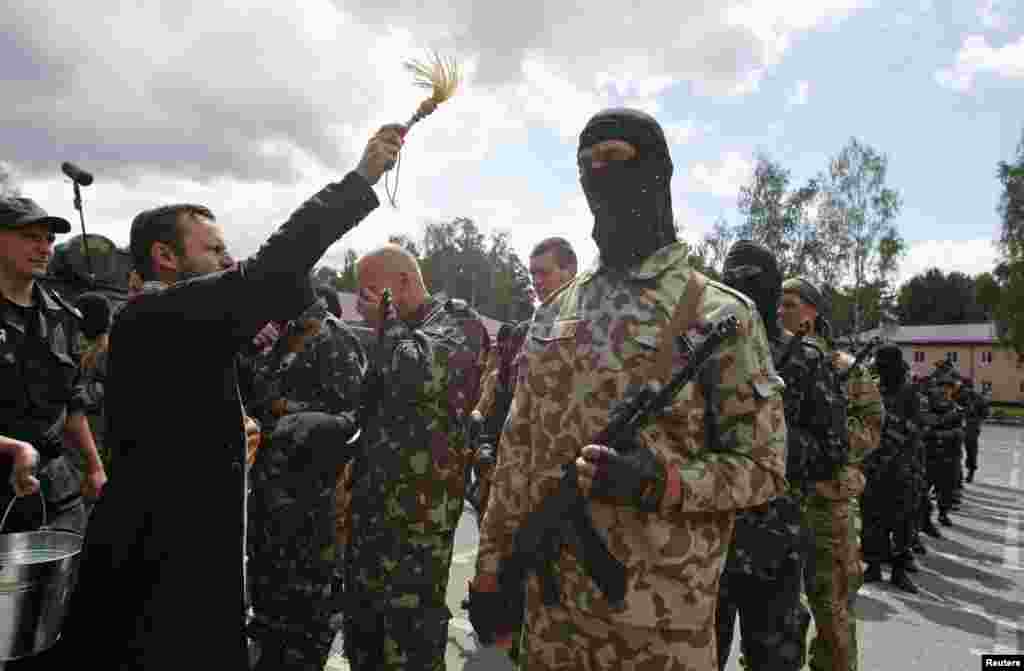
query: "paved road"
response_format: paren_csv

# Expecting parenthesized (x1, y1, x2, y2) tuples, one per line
(327, 424, 1023, 670)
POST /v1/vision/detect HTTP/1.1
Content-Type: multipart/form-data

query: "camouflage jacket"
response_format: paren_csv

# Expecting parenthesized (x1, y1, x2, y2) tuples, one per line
(811, 337, 884, 500)
(476, 242, 787, 628)
(245, 299, 367, 432)
(772, 331, 847, 488)
(346, 294, 489, 602)
(864, 383, 922, 480)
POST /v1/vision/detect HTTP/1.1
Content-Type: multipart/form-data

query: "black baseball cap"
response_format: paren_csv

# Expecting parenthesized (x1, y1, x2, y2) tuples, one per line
(0, 196, 71, 234)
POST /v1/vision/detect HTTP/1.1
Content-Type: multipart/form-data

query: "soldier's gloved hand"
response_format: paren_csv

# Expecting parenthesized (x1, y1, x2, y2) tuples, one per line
(464, 573, 521, 648)
(577, 442, 670, 512)
(270, 411, 360, 467)
(10, 441, 40, 498)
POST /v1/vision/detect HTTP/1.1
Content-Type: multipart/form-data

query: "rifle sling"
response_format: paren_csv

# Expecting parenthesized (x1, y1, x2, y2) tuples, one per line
(652, 269, 708, 384)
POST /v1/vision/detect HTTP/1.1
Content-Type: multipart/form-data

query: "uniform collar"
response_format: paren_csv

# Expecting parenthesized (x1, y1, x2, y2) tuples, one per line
(579, 241, 689, 286)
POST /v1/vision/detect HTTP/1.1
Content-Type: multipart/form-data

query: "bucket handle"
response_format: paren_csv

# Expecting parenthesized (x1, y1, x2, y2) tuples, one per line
(0, 490, 47, 534)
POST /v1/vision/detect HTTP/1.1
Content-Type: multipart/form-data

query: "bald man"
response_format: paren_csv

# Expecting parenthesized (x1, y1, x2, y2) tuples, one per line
(342, 244, 490, 671)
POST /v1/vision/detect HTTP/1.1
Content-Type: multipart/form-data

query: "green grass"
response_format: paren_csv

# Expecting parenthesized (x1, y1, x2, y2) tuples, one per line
(990, 406, 1024, 418)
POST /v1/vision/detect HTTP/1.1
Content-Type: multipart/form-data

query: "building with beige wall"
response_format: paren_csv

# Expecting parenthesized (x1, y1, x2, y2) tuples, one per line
(859, 322, 1023, 403)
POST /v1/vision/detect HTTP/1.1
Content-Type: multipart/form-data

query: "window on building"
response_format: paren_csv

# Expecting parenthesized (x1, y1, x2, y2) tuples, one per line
(1019, 381, 1024, 394)
(913, 351, 925, 363)
(983, 381, 993, 394)
(946, 351, 959, 363)
(982, 351, 993, 364)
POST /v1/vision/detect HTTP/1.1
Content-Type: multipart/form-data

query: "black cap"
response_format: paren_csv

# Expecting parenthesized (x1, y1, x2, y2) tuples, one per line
(0, 197, 71, 234)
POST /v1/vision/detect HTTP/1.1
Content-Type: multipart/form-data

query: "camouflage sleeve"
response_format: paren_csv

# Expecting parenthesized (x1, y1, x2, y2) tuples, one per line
(476, 353, 533, 576)
(654, 298, 788, 514)
(473, 353, 499, 418)
(315, 321, 367, 417)
(846, 365, 884, 465)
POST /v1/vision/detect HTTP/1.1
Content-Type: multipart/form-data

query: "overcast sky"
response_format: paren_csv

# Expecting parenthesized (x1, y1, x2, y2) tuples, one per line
(4, 0, 1022, 286)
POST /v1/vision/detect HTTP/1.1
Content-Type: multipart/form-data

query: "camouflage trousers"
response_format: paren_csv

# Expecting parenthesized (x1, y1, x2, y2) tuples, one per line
(342, 603, 451, 671)
(247, 562, 342, 671)
(803, 495, 863, 671)
(861, 468, 915, 563)
(717, 552, 810, 671)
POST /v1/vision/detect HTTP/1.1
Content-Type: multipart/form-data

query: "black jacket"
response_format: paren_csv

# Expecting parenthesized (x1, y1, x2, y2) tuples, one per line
(54, 173, 378, 670)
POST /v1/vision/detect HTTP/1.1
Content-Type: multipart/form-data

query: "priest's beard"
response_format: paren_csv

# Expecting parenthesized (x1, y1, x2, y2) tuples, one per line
(581, 159, 675, 271)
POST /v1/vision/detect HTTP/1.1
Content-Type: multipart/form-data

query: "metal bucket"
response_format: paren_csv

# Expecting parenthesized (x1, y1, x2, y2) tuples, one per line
(0, 493, 83, 660)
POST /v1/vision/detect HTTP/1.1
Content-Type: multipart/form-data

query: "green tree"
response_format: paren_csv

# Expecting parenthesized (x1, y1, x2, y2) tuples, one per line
(994, 129, 1024, 351)
(819, 138, 903, 335)
(897, 269, 987, 325)
(975, 271, 1001, 319)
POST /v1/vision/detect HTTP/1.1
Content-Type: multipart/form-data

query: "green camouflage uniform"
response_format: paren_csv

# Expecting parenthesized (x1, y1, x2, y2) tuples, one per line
(245, 298, 367, 671)
(343, 294, 489, 671)
(803, 338, 883, 671)
(477, 242, 788, 671)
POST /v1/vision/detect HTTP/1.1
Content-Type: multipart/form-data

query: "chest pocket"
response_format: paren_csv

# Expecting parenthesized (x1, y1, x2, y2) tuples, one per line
(526, 319, 579, 398)
(0, 341, 26, 410)
(25, 344, 76, 410)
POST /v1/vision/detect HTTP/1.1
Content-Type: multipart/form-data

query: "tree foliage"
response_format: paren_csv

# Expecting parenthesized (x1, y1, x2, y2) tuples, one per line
(897, 269, 989, 325)
(993, 129, 1024, 352)
(819, 138, 903, 334)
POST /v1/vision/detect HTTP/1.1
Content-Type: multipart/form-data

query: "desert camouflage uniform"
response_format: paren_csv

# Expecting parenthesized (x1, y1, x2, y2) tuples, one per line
(245, 299, 367, 671)
(803, 339, 883, 671)
(718, 331, 845, 671)
(343, 294, 489, 671)
(477, 242, 787, 671)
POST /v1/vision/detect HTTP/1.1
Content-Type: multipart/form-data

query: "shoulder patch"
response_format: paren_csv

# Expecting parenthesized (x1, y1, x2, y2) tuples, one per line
(704, 278, 756, 313)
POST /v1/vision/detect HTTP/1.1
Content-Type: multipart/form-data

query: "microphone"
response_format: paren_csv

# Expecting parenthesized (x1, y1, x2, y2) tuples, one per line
(61, 162, 94, 187)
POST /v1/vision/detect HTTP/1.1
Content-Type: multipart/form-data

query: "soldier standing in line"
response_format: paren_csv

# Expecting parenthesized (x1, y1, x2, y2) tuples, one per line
(781, 277, 884, 671)
(717, 241, 846, 671)
(920, 372, 963, 529)
(861, 345, 921, 593)
(244, 292, 367, 671)
(342, 244, 489, 671)
(956, 377, 989, 483)
(468, 108, 787, 671)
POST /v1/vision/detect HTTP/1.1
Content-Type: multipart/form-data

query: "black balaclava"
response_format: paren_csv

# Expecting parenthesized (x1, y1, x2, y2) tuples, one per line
(722, 240, 782, 340)
(875, 344, 908, 392)
(578, 108, 677, 270)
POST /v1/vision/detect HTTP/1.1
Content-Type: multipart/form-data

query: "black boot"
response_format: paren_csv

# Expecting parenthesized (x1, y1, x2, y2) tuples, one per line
(938, 511, 953, 527)
(966, 469, 975, 483)
(864, 563, 883, 583)
(922, 517, 943, 538)
(903, 554, 920, 572)
(891, 562, 919, 594)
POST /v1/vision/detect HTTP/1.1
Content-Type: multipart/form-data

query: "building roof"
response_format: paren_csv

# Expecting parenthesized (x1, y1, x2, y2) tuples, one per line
(858, 322, 999, 345)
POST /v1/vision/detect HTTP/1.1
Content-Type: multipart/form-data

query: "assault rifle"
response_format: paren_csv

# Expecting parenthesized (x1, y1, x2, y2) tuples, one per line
(496, 315, 740, 609)
(837, 336, 882, 384)
(774, 323, 810, 373)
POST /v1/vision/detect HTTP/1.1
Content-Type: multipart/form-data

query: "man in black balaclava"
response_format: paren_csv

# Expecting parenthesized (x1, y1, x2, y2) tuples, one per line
(468, 112, 789, 671)
(861, 345, 921, 593)
(578, 108, 677, 270)
(717, 241, 844, 671)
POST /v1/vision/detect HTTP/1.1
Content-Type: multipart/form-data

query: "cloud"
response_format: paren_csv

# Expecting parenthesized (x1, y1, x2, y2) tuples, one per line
(787, 80, 811, 106)
(978, 0, 1010, 31)
(896, 238, 999, 286)
(935, 34, 1024, 92)
(689, 152, 756, 200)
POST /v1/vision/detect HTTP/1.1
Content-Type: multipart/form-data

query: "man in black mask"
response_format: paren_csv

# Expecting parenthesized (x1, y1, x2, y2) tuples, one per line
(578, 108, 677, 269)
(468, 111, 787, 671)
(717, 240, 844, 671)
(861, 345, 921, 593)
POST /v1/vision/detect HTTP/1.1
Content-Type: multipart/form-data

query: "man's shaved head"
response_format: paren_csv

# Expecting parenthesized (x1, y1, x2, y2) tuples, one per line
(355, 243, 428, 324)
(356, 244, 424, 285)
